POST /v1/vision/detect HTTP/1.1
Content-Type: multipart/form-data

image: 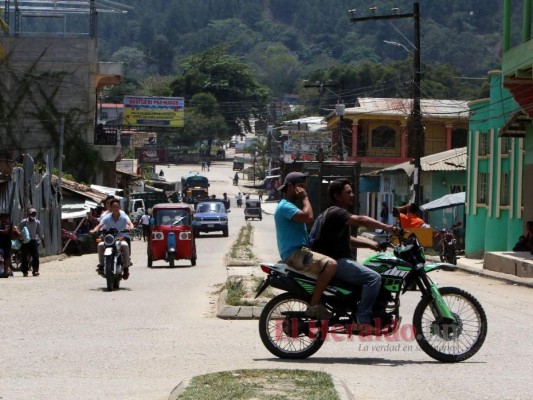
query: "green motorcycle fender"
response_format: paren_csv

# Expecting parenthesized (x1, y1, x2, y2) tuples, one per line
(424, 262, 457, 273)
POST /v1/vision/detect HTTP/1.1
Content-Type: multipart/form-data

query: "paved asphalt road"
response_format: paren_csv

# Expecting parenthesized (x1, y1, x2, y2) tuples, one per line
(1, 161, 532, 400)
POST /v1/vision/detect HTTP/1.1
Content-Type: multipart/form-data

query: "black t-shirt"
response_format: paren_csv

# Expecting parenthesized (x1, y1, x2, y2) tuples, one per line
(313, 206, 353, 259)
(0, 222, 12, 248)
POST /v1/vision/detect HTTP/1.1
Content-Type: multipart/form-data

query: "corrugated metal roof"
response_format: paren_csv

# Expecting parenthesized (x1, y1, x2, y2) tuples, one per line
(378, 147, 467, 176)
(346, 98, 469, 119)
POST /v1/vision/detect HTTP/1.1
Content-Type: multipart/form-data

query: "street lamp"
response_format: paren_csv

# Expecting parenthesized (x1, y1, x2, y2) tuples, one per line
(349, 2, 423, 204)
(383, 40, 410, 53)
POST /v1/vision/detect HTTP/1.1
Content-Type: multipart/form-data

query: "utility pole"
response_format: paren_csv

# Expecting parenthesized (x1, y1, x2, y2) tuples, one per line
(349, 3, 423, 204)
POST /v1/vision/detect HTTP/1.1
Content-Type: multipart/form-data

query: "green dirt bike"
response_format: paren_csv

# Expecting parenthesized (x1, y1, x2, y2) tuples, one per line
(255, 228, 487, 362)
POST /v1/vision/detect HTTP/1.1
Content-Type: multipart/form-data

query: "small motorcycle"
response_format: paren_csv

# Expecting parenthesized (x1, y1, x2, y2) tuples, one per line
(97, 229, 128, 291)
(434, 221, 462, 265)
(255, 227, 487, 362)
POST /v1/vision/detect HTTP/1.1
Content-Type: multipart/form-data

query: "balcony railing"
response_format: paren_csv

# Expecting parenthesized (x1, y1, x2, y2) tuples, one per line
(94, 125, 118, 145)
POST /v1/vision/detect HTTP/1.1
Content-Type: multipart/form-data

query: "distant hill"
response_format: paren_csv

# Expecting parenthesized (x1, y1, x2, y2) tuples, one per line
(96, 0, 512, 97)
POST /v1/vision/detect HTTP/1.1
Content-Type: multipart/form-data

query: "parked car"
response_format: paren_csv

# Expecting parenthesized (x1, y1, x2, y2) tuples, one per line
(244, 199, 262, 221)
(193, 200, 228, 237)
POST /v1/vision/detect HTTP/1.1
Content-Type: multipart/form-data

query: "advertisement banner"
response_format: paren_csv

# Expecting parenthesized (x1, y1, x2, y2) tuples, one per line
(284, 131, 332, 162)
(124, 96, 185, 127)
(135, 148, 166, 164)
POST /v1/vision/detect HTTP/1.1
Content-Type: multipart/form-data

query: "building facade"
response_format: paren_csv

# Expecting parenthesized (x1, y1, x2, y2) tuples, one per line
(465, 0, 533, 256)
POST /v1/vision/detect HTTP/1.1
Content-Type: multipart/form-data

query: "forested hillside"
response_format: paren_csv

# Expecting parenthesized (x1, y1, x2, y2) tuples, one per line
(98, 0, 507, 77)
(94, 0, 524, 111)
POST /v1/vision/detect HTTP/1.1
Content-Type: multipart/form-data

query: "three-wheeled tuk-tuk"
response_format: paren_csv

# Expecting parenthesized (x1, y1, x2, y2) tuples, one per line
(148, 203, 197, 267)
(244, 199, 262, 221)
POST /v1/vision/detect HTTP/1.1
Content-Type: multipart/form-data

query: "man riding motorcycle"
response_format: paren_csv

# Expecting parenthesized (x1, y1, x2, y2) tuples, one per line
(310, 178, 394, 332)
(91, 199, 134, 280)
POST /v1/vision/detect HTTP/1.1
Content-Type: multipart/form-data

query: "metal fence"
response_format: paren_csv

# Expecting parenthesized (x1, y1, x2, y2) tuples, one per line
(0, 153, 62, 256)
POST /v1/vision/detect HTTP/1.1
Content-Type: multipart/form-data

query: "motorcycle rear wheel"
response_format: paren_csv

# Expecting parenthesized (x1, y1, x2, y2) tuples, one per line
(259, 293, 325, 359)
(413, 286, 487, 362)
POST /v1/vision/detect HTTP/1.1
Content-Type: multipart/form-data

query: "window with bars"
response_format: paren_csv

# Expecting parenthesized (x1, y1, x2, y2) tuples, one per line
(500, 172, 510, 206)
(478, 132, 489, 156)
(477, 172, 488, 204)
(500, 136, 512, 154)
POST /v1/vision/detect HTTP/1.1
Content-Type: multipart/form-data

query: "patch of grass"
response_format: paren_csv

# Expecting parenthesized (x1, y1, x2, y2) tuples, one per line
(178, 369, 340, 400)
(225, 276, 255, 306)
(229, 223, 255, 259)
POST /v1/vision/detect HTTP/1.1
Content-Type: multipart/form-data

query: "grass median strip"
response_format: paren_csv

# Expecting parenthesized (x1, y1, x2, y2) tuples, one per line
(178, 369, 340, 400)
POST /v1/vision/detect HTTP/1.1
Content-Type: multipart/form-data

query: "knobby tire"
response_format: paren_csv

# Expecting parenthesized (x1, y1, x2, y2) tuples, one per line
(413, 286, 487, 362)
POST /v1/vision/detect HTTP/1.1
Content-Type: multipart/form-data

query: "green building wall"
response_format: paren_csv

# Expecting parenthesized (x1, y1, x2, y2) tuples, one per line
(466, 71, 524, 256)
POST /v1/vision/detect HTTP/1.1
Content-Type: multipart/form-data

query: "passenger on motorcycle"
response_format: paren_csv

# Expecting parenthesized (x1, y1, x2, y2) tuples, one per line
(274, 172, 337, 320)
(91, 199, 134, 280)
(310, 179, 395, 332)
(393, 202, 426, 228)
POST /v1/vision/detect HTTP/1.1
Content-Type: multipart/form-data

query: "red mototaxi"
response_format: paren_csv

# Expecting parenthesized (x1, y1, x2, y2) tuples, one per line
(148, 203, 197, 267)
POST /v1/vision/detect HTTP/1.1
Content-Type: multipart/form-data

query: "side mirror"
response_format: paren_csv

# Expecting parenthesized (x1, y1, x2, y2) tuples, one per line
(453, 220, 463, 227)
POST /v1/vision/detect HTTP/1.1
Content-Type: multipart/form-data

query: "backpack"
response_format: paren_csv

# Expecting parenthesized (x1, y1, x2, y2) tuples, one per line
(308, 207, 333, 251)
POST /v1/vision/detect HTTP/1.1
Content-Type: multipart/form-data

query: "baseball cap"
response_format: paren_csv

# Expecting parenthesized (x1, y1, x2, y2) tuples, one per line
(278, 172, 307, 191)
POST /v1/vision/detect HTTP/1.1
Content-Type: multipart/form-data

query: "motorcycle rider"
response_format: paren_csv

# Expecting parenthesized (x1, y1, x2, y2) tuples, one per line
(274, 172, 337, 320)
(91, 199, 134, 280)
(311, 179, 395, 332)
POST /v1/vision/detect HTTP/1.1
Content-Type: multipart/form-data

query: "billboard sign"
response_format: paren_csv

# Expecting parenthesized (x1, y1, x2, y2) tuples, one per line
(124, 96, 184, 127)
(284, 131, 332, 162)
(135, 148, 166, 164)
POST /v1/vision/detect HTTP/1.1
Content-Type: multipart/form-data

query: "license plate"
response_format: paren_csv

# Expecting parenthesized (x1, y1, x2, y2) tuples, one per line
(208, 224, 214, 228)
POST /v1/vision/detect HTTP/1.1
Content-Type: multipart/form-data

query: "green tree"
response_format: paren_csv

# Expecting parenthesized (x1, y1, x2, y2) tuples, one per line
(171, 44, 270, 136)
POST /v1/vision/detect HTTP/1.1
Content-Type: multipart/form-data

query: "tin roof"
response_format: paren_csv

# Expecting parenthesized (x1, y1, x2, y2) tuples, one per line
(346, 98, 470, 119)
(377, 147, 467, 176)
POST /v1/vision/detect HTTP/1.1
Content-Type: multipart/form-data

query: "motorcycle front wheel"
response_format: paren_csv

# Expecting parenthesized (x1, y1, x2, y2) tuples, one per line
(259, 293, 325, 359)
(413, 286, 487, 362)
(105, 255, 115, 292)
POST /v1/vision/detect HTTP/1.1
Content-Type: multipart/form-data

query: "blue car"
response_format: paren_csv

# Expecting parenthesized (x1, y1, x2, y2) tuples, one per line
(193, 200, 229, 237)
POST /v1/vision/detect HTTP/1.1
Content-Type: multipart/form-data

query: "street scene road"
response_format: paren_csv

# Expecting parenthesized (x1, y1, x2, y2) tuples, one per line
(1, 161, 532, 400)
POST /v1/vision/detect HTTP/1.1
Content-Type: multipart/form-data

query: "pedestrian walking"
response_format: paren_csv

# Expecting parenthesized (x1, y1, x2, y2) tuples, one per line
(201, 161, 205, 171)
(258, 188, 264, 202)
(140, 210, 151, 242)
(207, 159, 211, 171)
(19, 208, 44, 277)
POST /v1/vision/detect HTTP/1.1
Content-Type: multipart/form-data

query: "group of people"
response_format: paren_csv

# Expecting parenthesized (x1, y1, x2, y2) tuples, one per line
(201, 159, 211, 171)
(0, 208, 44, 278)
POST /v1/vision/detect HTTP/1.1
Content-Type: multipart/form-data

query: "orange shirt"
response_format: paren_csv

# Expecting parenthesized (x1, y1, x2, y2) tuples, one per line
(399, 212, 425, 228)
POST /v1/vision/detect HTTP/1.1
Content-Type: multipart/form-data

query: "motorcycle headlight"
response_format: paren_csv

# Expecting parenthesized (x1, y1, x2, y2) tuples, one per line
(104, 234, 115, 246)
(179, 232, 191, 240)
(151, 231, 164, 241)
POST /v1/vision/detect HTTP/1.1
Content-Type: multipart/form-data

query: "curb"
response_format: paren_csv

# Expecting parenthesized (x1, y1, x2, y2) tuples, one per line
(216, 288, 263, 320)
(167, 380, 186, 400)
(333, 376, 355, 400)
